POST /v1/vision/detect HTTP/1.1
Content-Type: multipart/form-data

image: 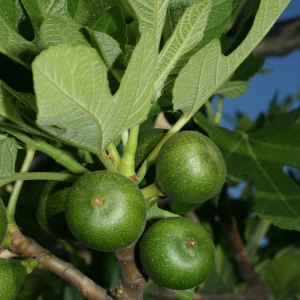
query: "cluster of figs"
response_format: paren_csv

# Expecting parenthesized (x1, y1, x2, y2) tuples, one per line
(1, 130, 226, 294)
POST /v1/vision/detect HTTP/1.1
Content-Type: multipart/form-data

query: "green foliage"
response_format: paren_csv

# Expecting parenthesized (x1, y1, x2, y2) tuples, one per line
(0, 0, 297, 299)
(0, 258, 27, 300)
(194, 109, 300, 231)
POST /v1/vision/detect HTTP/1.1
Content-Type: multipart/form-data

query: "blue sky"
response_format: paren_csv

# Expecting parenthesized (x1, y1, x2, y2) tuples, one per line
(217, 0, 300, 129)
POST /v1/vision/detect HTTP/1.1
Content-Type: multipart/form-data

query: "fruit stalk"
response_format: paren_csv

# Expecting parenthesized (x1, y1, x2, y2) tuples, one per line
(8, 228, 113, 300)
(6, 146, 35, 224)
(114, 242, 147, 300)
(119, 125, 139, 177)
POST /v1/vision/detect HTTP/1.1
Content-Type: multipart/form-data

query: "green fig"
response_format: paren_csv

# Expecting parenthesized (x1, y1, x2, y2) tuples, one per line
(156, 131, 226, 203)
(0, 258, 27, 300)
(37, 180, 75, 241)
(65, 171, 147, 251)
(140, 217, 215, 290)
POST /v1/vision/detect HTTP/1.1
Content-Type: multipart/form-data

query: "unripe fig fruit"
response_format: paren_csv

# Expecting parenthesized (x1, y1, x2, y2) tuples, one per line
(37, 180, 75, 241)
(156, 131, 226, 203)
(0, 198, 7, 244)
(140, 217, 215, 290)
(65, 171, 146, 251)
(0, 258, 27, 300)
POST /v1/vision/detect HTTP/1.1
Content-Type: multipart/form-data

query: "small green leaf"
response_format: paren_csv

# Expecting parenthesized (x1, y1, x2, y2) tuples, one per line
(38, 16, 90, 48)
(173, 0, 290, 117)
(67, 0, 109, 28)
(168, 0, 241, 48)
(33, 29, 157, 153)
(216, 81, 249, 99)
(0, 137, 18, 177)
(259, 248, 300, 299)
(91, 31, 126, 83)
(0, 80, 44, 135)
(91, 5, 127, 54)
(147, 204, 179, 220)
(194, 108, 300, 231)
(21, 0, 69, 36)
(127, 0, 170, 48)
(0, 16, 39, 68)
(155, 0, 212, 97)
(165, 287, 195, 300)
(245, 217, 271, 259)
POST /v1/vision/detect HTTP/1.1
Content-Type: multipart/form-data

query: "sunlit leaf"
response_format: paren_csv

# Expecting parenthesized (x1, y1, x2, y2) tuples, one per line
(216, 81, 249, 99)
(173, 0, 290, 117)
(168, 0, 241, 49)
(38, 16, 90, 48)
(154, 0, 212, 97)
(91, 31, 126, 83)
(92, 5, 127, 54)
(33, 29, 157, 153)
(127, 0, 170, 48)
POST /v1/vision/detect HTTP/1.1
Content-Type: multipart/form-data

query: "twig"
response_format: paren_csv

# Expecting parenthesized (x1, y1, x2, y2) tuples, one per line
(8, 227, 112, 300)
(148, 290, 250, 300)
(214, 188, 273, 300)
(114, 242, 147, 300)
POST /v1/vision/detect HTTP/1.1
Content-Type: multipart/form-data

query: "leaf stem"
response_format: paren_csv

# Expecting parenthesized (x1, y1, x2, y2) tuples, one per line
(6, 146, 35, 224)
(1, 126, 88, 175)
(0, 172, 80, 188)
(98, 152, 118, 172)
(137, 115, 190, 183)
(215, 96, 223, 125)
(119, 125, 139, 178)
(107, 143, 120, 165)
(122, 130, 129, 147)
(204, 101, 215, 124)
(141, 183, 160, 201)
(21, 258, 39, 274)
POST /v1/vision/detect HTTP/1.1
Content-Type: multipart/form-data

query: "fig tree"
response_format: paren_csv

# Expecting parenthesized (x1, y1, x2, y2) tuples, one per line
(0, 198, 7, 244)
(156, 131, 226, 203)
(65, 171, 146, 251)
(0, 258, 27, 299)
(139, 217, 215, 290)
(36, 180, 75, 241)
